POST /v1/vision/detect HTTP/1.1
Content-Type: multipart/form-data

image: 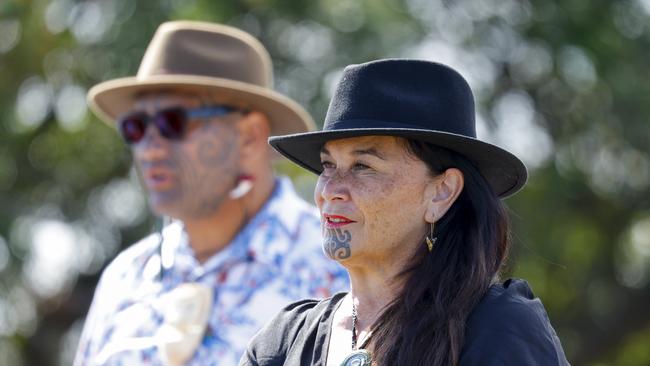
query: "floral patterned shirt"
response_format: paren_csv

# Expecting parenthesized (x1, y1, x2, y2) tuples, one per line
(74, 177, 348, 366)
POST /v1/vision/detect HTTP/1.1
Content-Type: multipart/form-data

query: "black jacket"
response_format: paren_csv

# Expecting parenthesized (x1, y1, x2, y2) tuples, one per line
(240, 279, 570, 365)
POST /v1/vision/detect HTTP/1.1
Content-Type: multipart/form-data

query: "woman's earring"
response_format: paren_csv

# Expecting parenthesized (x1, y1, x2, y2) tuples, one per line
(426, 222, 437, 252)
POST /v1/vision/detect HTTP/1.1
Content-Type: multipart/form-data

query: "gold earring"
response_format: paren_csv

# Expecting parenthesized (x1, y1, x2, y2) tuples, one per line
(426, 222, 437, 252)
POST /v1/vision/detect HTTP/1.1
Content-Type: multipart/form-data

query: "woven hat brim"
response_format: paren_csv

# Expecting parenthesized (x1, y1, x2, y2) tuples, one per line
(269, 127, 528, 198)
(87, 75, 316, 135)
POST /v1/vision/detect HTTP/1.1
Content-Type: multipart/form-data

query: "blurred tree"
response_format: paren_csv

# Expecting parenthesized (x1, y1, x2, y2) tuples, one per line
(0, 0, 648, 365)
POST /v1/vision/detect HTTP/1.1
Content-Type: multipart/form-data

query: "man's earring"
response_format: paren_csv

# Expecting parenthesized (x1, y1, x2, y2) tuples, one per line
(229, 174, 254, 199)
(426, 222, 437, 252)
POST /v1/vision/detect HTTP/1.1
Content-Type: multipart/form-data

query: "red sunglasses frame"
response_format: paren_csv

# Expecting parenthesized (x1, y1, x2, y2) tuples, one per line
(118, 105, 237, 144)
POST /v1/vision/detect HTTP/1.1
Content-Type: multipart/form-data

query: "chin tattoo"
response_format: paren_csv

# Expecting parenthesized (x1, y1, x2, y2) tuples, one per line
(324, 228, 352, 260)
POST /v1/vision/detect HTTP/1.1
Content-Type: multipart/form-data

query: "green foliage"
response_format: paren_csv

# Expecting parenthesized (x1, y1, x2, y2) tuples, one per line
(0, 0, 649, 365)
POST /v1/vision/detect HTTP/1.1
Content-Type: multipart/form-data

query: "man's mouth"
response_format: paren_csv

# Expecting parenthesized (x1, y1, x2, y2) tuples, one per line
(143, 169, 174, 191)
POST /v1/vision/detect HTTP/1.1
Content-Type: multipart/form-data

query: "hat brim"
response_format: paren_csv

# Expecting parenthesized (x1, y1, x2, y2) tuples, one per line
(269, 126, 528, 198)
(88, 75, 315, 135)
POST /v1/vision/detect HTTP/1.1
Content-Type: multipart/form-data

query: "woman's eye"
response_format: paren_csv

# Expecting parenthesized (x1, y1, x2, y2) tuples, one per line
(352, 163, 370, 170)
(321, 161, 335, 169)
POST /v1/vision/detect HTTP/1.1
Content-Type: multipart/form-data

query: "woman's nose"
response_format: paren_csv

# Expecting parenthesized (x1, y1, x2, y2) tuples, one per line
(316, 172, 350, 204)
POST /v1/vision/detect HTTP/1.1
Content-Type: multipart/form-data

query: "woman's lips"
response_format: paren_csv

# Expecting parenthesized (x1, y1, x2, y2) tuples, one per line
(323, 214, 356, 229)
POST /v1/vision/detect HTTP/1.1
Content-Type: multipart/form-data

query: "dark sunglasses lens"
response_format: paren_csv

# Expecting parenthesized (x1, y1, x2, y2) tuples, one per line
(119, 115, 147, 144)
(155, 108, 186, 139)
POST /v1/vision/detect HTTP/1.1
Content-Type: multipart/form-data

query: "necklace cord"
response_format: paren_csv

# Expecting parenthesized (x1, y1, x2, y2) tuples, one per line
(344, 301, 373, 366)
(351, 303, 358, 349)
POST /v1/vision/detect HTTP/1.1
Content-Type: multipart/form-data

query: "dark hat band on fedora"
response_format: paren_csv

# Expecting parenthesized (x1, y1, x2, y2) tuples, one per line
(269, 59, 528, 198)
(87, 21, 315, 136)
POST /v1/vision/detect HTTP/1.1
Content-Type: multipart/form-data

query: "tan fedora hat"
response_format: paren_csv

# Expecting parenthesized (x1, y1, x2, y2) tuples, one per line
(87, 21, 315, 135)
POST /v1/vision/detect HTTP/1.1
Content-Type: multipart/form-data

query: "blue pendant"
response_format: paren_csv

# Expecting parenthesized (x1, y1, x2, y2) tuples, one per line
(340, 349, 372, 366)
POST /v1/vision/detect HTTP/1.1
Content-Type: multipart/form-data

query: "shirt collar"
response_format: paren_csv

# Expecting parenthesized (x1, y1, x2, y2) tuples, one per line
(161, 177, 317, 280)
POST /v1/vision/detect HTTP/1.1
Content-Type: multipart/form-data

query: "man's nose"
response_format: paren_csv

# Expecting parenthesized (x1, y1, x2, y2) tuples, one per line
(132, 124, 168, 161)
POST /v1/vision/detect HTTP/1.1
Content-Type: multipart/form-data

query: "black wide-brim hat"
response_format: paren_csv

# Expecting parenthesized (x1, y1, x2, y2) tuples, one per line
(269, 59, 528, 198)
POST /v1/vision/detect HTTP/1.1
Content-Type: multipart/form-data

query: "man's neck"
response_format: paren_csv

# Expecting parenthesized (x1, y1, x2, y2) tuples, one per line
(182, 175, 277, 263)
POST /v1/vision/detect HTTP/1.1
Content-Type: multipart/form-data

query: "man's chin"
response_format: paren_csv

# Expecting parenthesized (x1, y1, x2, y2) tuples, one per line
(146, 191, 228, 220)
(147, 194, 182, 218)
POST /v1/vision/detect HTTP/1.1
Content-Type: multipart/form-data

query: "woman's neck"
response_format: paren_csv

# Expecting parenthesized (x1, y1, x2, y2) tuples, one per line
(326, 270, 405, 366)
(348, 268, 405, 333)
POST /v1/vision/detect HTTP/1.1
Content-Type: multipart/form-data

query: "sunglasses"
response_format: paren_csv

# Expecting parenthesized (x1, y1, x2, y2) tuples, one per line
(118, 105, 237, 144)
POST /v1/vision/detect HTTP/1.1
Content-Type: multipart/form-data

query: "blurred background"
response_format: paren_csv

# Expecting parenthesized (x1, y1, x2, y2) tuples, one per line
(0, 0, 649, 365)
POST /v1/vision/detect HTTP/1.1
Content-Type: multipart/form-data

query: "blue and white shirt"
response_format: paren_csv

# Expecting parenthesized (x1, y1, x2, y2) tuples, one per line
(75, 177, 348, 366)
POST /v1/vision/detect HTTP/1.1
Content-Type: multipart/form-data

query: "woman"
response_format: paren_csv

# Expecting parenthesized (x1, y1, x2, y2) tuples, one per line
(240, 59, 569, 365)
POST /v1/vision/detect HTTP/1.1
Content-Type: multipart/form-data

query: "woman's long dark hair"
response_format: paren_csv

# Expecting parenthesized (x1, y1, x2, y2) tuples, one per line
(368, 139, 511, 365)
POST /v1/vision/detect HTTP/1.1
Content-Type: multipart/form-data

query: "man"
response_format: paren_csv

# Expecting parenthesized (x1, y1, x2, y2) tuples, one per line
(74, 21, 348, 366)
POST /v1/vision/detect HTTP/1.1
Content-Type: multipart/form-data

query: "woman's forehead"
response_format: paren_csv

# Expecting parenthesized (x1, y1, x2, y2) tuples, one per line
(321, 135, 406, 154)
